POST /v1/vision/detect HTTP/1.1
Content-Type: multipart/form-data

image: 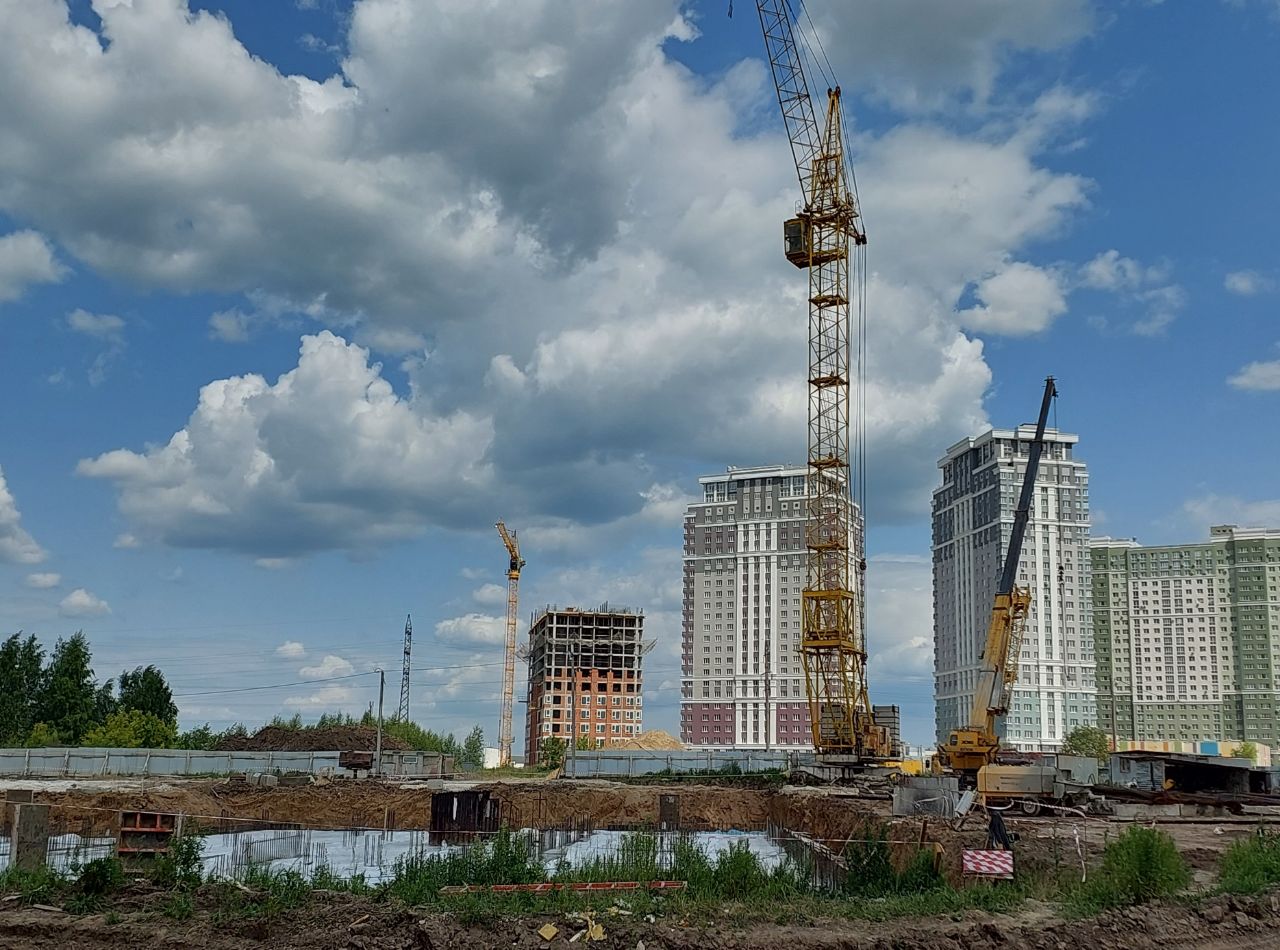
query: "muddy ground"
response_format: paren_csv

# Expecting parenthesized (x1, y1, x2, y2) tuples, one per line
(5, 778, 1280, 947)
(1, 887, 1279, 949)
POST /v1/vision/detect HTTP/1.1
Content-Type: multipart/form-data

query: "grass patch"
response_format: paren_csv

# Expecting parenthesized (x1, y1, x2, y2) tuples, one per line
(211, 866, 312, 921)
(0, 865, 66, 906)
(1066, 826, 1189, 916)
(161, 891, 195, 921)
(1219, 830, 1280, 895)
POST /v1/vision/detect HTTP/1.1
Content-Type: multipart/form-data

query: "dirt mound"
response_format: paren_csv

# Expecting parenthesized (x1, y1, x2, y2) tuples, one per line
(2, 884, 1279, 949)
(609, 729, 685, 751)
(485, 780, 771, 829)
(214, 725, 409, 753)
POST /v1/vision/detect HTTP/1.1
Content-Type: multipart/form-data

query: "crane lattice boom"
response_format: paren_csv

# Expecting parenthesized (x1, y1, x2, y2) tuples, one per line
(495, 521, 524, 768)
(754, 1, 880, 757)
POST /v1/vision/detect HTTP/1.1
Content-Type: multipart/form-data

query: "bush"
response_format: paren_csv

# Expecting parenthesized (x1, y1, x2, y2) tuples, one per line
(843, 825, 897, 896)
(149, 834, 205, 891)
(73, 857, 124, 903)
(1067, 826, 1189, 915)
(1219, 830, 1280, 894)
(81, 709, 177, 749)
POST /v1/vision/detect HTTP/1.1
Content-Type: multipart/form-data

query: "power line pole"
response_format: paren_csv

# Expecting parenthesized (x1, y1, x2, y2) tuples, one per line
(375, 668, 385, 778)
(397, 614, 412, 722)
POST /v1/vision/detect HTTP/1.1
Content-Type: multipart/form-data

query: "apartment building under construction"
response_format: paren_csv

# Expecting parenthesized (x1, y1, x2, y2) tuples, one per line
(524, 605, 646, 764)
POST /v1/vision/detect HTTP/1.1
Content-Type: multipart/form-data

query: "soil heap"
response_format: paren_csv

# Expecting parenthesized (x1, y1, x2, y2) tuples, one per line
(609, 729, 685, 751)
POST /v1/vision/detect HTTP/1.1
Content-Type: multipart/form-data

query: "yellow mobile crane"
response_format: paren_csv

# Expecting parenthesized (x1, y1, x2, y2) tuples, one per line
(754, 1, 889, 758)
(495, 521, 525, 768)
(935, 377, 1058, 781)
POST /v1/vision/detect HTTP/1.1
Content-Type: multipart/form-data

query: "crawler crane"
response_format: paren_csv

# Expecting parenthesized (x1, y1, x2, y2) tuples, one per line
(935, 377, 1058, 781)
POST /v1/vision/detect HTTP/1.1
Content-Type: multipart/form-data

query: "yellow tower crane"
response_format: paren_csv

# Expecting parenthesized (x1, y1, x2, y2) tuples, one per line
(495, 521, 525, 768)
(754, 1, 887, 757)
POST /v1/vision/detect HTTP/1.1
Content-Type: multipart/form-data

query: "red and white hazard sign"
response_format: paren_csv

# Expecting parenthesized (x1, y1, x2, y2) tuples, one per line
(962, 849, 1014, 879)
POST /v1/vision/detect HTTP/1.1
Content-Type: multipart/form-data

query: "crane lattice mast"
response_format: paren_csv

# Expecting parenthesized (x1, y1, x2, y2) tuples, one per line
(495, 521, 525, 767)
(397, 614, 412, 722)
(755, 1, 879, 756)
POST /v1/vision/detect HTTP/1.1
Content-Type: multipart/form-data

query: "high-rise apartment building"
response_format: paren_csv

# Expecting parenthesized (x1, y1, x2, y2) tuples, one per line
(679, 465, 859, 749)
(524, 606, 645, 764)
(933, 426, 1094, 752)
(1092, 525, 1280, 746)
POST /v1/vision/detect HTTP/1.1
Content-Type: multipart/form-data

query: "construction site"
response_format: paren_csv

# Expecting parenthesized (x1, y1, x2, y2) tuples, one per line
(2, 2, 1279, 949)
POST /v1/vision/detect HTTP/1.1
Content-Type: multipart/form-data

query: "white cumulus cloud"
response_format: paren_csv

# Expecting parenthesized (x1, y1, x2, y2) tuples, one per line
(1183, 495, 1280, 531)
(1229, 359, 1280, 392)
(435, 613, 506, 647)
(0, 465, 47, 565)
(958, 261, 1068, 335)
(59, 587, 111, 617)
(77, 331, 494, 558)
(275, 640, 307, 659)
(1224, 270, 1275, 296)
(470, 583, 507, 608)
(298, 654, 355, 679)
(24, 572, 61, 589)
(67, 308, 125, 340)
(1, 0, 1117, 554)
(0, 230, 65, 302)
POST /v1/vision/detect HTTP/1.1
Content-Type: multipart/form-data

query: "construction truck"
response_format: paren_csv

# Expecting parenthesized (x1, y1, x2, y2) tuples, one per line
(978, 754, 1100, 816)
(934, 377, 1057, 789)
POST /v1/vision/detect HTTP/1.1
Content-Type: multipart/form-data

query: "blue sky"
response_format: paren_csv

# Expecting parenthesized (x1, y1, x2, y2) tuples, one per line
(1, 0, 1278, 749)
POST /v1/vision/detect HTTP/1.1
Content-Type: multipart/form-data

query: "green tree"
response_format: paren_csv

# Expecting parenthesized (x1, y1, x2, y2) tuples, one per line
(460, 725, 485, 769)
(94, 679, 118, 724)
(175, 723, 219, 751)
(575, 734, 597, 751)
(118, 665, 177, 725)
(539, 736, 566, 769)
(0, 633, 46, 745)
(26, 722, 66, 747)
(1233, 741, 1258, 762)
(82, 709, 178, 748)
(1060, 724, 1111, 761)
(35, 632, 101, 743)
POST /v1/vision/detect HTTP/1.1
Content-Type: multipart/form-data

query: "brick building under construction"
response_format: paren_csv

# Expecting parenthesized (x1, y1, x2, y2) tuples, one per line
(524, 605, 646, 763)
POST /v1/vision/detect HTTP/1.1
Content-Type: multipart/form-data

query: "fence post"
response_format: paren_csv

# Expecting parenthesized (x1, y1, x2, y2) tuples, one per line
(24, 748, 30, 777)
(12, 804, 51, 872)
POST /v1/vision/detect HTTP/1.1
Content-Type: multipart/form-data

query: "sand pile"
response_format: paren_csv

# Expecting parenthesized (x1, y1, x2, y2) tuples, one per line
(608, 729, 684, 751)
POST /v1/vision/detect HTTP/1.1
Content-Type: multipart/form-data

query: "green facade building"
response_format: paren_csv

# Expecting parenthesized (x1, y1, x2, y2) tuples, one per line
(1092, 525, 1280, 746)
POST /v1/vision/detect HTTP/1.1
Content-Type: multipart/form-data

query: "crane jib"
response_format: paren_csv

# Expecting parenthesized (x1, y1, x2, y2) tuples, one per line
(997, 377, 1058, 597)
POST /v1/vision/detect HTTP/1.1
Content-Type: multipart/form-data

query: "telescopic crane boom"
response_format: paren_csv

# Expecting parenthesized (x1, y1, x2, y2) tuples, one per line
(936, 377, 1058, 778)
(753, 1, 884, 757)
(495, 521, 524, 768)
